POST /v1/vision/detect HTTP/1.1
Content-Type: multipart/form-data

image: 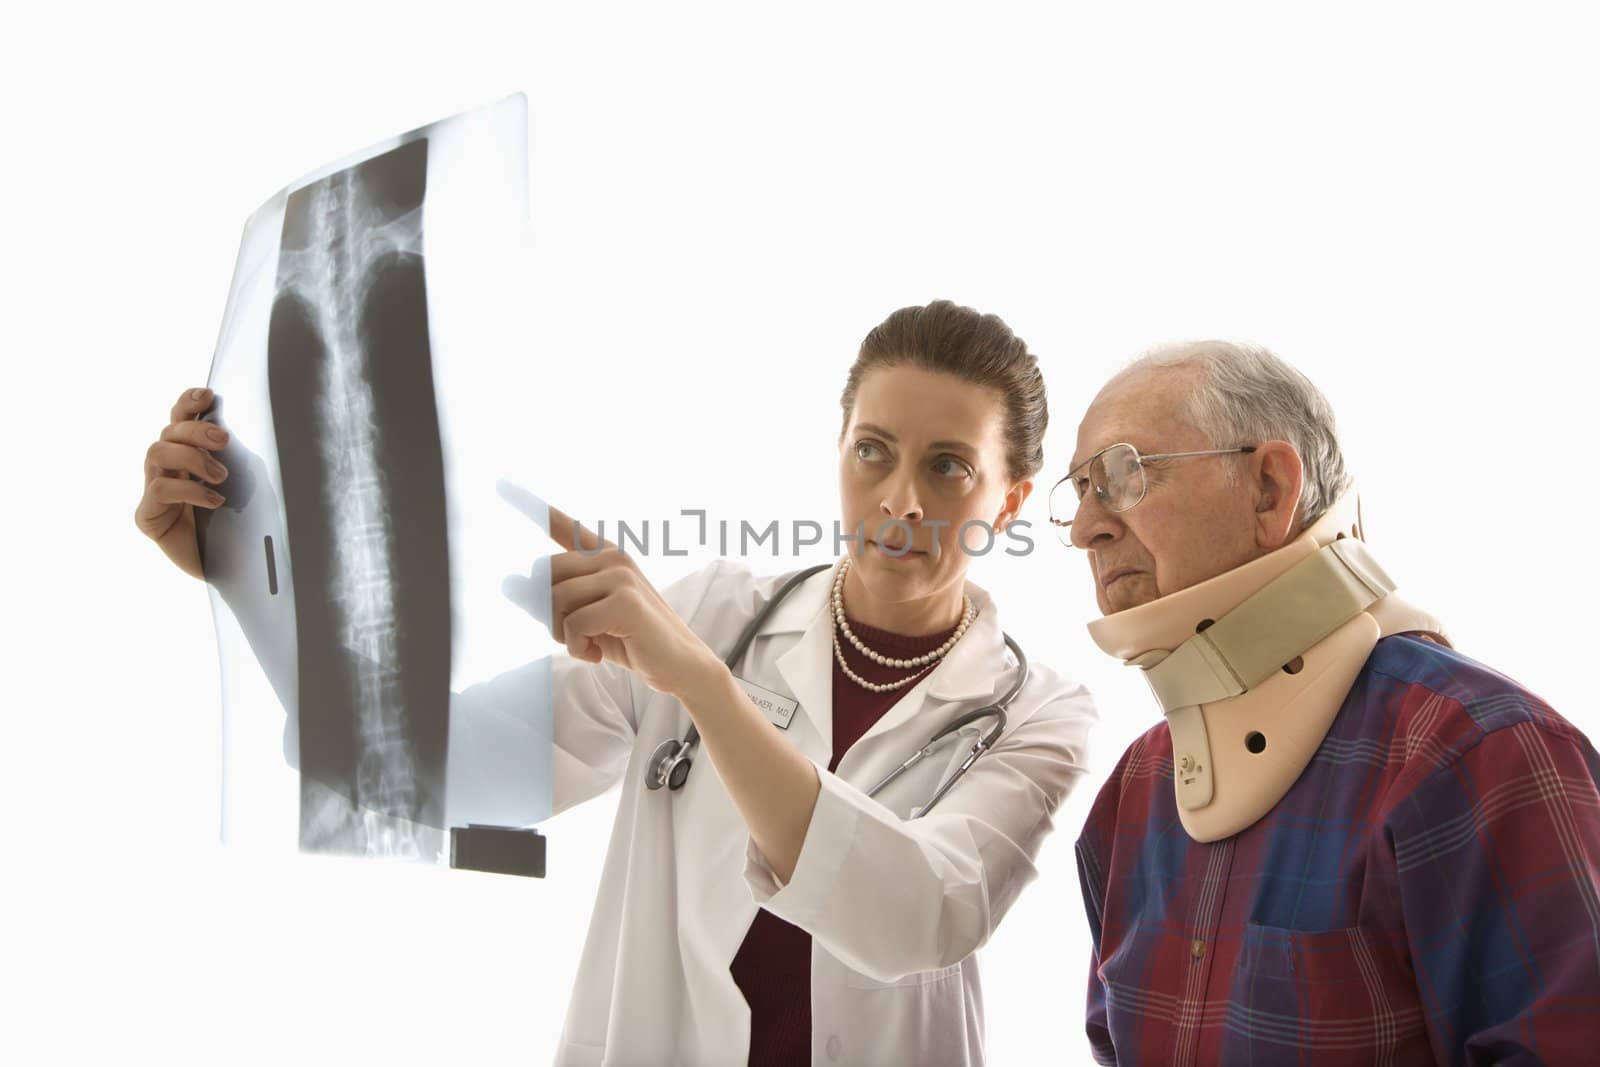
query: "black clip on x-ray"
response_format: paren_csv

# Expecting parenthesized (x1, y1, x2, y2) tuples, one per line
(450, 825, 547, 878)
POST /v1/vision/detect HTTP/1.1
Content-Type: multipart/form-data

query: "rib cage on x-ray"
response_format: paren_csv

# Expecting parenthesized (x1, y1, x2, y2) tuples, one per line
(268, 138, 452, 860)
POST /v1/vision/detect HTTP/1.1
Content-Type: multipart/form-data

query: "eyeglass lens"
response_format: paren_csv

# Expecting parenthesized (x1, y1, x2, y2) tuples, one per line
(1050, 443, 1145, 541)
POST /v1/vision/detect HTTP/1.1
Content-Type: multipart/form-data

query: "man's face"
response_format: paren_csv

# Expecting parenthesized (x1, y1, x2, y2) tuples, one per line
(1068, 368, 1265, 614)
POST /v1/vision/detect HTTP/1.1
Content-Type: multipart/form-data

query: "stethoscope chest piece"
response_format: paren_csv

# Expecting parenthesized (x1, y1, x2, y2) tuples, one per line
(648, 738, 694, 791)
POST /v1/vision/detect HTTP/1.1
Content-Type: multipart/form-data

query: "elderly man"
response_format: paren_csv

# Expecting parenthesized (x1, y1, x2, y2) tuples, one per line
(1055, 342, 1600, 1065)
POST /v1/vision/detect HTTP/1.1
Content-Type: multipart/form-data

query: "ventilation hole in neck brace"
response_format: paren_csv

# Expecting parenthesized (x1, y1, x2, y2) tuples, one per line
(1245, 731, 1267, 754)
(1283, 656, 1304, 674)
(1196, 619, 1215, 633)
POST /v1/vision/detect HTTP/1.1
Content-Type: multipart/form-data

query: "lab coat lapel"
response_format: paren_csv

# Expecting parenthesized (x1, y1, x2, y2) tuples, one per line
(771, 575, 835, 764)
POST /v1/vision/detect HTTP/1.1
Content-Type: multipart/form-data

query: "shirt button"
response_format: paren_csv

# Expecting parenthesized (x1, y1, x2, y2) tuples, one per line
(826, 1034, 842, 1061)
(1191, 939, 1206, 960)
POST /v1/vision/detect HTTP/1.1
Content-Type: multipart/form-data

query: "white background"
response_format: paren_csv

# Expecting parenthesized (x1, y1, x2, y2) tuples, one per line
(4, 2, 1597, 1064)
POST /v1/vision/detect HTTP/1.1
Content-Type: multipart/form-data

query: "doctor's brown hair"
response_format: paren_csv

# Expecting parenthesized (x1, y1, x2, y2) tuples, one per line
(838, 299, 1048, 482)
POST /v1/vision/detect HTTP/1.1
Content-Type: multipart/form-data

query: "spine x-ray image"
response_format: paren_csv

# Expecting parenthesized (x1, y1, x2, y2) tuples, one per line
(195, 94, 555, 869)
(270, 139, 449, 859)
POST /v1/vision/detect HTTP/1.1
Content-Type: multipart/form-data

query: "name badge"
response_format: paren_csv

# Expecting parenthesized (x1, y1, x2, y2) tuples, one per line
(732, 675, 799, 730)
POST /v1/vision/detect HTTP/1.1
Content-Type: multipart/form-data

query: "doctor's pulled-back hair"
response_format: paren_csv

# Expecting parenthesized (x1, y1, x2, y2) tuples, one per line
(839, 300, 1048, 482)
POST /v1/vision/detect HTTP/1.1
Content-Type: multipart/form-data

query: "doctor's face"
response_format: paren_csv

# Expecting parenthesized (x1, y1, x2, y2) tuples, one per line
(838, 365, 1027, 604)
(1068, 367, 1263, 614)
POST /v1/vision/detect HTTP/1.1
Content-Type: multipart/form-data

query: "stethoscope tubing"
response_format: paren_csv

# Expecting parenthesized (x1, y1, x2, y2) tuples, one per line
(644, 562, 1028, 817)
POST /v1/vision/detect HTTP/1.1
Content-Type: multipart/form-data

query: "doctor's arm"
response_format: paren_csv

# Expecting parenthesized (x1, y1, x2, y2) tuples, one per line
(737, 678, 1095, 983)
(538, 503, 825, 876)
(675, 658, 824, 883)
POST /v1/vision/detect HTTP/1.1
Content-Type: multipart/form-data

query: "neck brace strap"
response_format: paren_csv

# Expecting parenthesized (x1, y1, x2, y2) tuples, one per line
(1143, 538, 1395, 708)
(1145, 538, 1394, 811)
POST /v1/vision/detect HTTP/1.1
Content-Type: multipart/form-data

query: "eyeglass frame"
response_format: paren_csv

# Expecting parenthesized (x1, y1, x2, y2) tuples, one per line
(1047, 442, 1258, 530)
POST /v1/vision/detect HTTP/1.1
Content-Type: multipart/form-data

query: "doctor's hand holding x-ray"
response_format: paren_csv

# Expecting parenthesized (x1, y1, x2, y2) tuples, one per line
(133, 385, 229, 580)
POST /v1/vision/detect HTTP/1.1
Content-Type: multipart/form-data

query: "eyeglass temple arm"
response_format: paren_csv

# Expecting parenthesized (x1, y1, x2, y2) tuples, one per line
(1055, 444, 1254, 489)
(1138, 445, 1257, 462)
(1047, 445, 1256, 527)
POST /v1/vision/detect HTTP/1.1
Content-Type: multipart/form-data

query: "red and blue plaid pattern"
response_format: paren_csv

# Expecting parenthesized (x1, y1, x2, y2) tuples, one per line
(1075, 634, 1600, 1065)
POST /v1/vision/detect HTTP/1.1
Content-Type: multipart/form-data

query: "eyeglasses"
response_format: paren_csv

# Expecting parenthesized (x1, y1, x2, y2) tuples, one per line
(1047, 442, 1257, 545)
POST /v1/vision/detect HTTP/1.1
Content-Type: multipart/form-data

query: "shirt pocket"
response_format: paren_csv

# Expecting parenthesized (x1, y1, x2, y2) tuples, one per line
(1227, 921, 1432, 1060)
(826, 961, 975, 1067)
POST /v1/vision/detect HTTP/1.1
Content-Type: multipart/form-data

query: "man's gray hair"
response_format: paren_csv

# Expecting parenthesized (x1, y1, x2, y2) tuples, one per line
(1113, 341, 1351, 529)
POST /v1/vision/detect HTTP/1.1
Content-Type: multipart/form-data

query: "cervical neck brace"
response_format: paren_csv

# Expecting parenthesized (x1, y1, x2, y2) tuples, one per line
(1086, 494, 1449, 842)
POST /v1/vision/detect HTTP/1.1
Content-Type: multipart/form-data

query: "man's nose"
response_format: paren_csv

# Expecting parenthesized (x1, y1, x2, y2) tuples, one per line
(1069, 491, 1120, 550)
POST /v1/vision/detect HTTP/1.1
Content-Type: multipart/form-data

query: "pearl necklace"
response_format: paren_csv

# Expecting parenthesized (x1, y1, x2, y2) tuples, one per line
(830, 556, 976, 693)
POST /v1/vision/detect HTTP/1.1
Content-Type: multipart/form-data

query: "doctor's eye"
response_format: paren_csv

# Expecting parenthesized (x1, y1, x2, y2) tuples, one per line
(932, 455, 973, 480)
(854, 440, 890, 463)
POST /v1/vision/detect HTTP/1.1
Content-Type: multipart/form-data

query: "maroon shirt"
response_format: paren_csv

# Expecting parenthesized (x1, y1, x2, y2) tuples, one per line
(729, 611, 962, 1065)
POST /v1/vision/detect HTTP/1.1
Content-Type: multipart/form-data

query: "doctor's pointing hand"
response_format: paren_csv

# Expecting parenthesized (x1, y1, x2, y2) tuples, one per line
(534, 498, 722, 689)
(518, 492, 830, 885)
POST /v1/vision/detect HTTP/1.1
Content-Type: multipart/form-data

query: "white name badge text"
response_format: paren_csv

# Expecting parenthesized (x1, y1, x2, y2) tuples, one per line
(732, 675, 799, 730)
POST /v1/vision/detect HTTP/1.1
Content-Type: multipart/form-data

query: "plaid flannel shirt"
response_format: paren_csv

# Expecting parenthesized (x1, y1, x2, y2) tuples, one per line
(1075, 634, 1600, 1065)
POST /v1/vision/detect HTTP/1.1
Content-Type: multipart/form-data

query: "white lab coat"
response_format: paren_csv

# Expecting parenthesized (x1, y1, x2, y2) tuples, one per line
(456, 559, 1095, 1066)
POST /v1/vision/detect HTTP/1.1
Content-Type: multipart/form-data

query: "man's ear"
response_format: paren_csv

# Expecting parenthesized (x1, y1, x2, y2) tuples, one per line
(993, 478, 1034, 533)
(1251, 442, 1303, 550)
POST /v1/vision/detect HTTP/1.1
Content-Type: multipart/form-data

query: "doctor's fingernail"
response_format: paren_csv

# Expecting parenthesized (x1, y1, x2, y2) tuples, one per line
(207, 427, 228, 445)
(191, 388, 209, 401)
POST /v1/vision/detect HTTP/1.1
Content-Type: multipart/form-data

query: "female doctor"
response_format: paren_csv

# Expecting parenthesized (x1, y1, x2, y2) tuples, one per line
(136, 299, 1096, 1066)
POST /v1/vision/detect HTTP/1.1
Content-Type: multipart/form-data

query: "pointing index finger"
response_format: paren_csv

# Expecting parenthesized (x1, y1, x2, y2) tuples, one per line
(495, 479, 610, 553)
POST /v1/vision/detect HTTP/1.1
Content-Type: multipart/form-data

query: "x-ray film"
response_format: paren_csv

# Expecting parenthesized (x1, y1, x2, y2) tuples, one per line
(195, 94, 556, 868)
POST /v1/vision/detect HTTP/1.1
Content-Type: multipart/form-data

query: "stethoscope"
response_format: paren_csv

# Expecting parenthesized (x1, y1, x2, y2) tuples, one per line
(645, 562, 1030, 819)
